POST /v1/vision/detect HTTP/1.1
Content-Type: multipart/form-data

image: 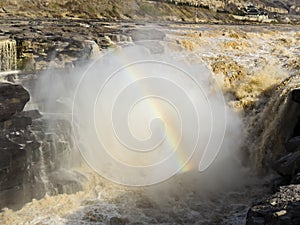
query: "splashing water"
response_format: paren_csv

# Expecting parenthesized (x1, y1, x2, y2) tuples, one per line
(2, 25, 299, 224)
(245, 74, 300, 169)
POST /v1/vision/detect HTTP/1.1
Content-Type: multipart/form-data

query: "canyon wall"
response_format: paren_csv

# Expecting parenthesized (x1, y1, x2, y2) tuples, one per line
(0, 0, 299, 23)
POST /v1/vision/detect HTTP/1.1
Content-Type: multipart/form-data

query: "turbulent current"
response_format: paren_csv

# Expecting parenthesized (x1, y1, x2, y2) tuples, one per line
(1, 24, 300, 224)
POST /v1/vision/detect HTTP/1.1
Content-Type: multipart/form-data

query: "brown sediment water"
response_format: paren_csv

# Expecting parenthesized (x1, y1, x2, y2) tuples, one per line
(1, 24, 300, 225)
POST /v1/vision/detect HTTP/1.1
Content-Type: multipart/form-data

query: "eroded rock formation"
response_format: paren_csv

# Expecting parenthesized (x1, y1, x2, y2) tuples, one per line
(0, 82, 83, 209)
(0, 0, 298, 23)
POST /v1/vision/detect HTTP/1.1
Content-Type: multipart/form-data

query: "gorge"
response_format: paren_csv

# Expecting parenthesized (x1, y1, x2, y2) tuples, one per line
(0, 1, 300, 224)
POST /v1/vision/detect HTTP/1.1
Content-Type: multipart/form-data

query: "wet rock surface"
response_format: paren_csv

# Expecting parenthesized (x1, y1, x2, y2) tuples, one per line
(0, 82, 83, 210)
(0, 19, 133, 75)
(273, 151, 300, 177)
(0, 83, 29, 121)
(0, 83, 38, 208)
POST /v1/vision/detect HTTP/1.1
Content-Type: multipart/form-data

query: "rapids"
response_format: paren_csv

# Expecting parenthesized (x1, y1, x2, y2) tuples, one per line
(1, 24, 300, 225)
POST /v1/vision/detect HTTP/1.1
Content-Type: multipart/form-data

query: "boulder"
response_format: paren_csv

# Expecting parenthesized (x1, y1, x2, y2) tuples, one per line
(285, 136, 300, 152)
(272, 151, 300, 176)
(246, 185, 300, 225)
(0, 83, 30, 122)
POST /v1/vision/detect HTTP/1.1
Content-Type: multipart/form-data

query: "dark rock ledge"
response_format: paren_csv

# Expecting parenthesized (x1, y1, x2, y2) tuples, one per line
(0, 82, 34, 209)
(0, 83, 29, 121)
(0, 82, 83, 210)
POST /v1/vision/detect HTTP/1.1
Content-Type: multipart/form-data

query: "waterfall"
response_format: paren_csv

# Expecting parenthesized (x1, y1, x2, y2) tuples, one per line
(0, 39, 17, 71)
(37, 145, 52, 194)
(245, 74, 300, 170)
(30, 117, 84, 197)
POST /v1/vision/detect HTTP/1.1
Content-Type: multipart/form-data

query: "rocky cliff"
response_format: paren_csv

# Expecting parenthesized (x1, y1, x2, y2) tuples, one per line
(0, 0, 299, 23)
(0, 19, 133, 209)
(0, 82, 83, 210)
(165, 0, 296, 14)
